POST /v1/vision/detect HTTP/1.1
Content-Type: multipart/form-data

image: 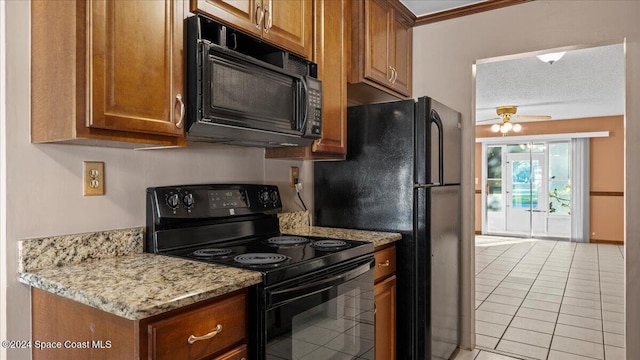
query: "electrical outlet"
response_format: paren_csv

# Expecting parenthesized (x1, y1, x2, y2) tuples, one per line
(290, 166, 299, 188)
(83, 161, 105, 196)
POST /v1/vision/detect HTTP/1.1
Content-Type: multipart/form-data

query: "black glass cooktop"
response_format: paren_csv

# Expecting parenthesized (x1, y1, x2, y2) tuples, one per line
(169, 235, 374, 285)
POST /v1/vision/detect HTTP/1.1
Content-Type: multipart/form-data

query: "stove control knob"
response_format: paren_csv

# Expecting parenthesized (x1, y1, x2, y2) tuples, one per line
(166, 193, 180, 209)
(183, 193, 194, 208)
(259, 191, 270, 204)
(270, 190, 279, 203)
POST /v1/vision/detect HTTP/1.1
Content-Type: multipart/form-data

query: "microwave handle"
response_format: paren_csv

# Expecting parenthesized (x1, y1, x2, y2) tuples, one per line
(300, 77, 309, 133)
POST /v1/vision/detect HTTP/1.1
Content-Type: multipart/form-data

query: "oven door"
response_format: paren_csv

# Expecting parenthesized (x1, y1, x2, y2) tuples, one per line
(260, 257, 375, 360)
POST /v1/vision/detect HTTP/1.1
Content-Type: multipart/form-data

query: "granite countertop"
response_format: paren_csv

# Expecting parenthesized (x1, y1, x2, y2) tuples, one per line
(18, 213, 401, 321)
(284, 226, 402, 248)
(18, 228, 262, 320)
(19, 253, 262, 320)
(278, 211, 402, 248)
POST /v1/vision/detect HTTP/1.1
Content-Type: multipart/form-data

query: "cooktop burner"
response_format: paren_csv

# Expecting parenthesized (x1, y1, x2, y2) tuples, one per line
(192, 248, 234, 257)
(312, 239, 350, 250)
(266, 236, 310, 246)
(234, 253, 290, 266)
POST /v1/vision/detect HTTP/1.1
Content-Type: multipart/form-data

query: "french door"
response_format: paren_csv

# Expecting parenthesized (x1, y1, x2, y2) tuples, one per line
(483, 142, 571, 239)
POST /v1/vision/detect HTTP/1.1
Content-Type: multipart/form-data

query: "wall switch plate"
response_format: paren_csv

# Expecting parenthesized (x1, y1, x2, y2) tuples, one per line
(83, 161, 105, 196)
(290, 166, 299, 188)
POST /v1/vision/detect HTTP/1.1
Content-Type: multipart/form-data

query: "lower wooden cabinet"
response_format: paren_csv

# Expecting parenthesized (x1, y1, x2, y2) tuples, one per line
(374, 245, 397, 360)
(213, 344, 247, 360)
(147, 292, 246, 360)
(31, 288, 248, 360)
(374, 275, 397, 360)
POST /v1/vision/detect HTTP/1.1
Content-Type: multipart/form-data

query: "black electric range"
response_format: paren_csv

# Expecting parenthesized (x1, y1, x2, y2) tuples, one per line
(145, 184, 377, 360)
(145, 184, 373, 285)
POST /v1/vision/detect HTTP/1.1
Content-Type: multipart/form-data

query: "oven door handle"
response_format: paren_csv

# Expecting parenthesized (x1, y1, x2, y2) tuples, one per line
(268, 259, 374, 308)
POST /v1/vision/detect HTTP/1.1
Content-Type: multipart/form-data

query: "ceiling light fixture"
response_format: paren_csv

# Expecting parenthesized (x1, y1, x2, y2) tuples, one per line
(491, 122, 522, 134)
(536, 51, 566, 64)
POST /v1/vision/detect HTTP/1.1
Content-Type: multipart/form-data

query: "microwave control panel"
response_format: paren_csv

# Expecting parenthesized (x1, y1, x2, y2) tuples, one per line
(305, 77, 322, 138)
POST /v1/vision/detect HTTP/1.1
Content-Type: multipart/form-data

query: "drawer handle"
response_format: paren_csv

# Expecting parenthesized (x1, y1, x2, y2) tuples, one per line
(377, 260, 390, 268)
(187, 324, 223, 345)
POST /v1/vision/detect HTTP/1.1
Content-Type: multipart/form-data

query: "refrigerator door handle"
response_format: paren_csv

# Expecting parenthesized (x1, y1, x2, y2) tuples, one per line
(429, 109, 444, 186)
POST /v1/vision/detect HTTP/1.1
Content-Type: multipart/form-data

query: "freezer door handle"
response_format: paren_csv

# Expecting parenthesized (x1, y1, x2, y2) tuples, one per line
(429, 109, 444, 186)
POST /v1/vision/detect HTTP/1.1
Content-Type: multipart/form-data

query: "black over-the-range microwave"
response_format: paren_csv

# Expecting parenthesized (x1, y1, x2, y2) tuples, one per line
(186, 16, 322, 147)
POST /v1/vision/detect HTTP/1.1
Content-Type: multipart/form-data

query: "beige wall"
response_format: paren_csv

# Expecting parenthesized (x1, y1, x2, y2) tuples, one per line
(1, 1, 311, 358)
(412, 1, 640, 355)
(475, 116, 624, 242)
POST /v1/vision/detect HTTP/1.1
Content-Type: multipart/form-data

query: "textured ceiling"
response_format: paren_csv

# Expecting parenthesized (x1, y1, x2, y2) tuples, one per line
(476, 44, 624, 123)
(400, 0, 485, 16)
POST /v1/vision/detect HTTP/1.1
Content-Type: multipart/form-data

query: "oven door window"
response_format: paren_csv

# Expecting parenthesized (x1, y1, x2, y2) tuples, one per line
(265, 264, 375, 360)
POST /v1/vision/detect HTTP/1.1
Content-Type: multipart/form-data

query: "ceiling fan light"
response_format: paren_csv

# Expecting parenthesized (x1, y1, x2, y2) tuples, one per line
(491, 124, 501, 132)
(502, 122, 513, 131)
(500, 126, 509, 134)
(537, 51, 566, 64)
(513, 124, 522, 132)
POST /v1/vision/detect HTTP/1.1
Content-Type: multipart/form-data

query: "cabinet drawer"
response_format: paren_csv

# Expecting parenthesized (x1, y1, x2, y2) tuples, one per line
(213, 344, 247, 360)
(148, 293, 246, 360)
(374, 246, 396, 282)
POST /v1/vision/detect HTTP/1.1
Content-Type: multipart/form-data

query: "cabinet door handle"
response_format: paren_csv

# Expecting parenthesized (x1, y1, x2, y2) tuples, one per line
(263, 8, 272, 32)
(391, 67, 398, 84)
(388, 66, 394, 82)
(256, 4, 265, 29)
(377, 260, 390, 268)
(187, 324, 223, 344)
(175, 94, 185, 129)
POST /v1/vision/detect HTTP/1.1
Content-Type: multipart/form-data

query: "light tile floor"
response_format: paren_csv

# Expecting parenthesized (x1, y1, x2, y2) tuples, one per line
(472, 236, 625, 360)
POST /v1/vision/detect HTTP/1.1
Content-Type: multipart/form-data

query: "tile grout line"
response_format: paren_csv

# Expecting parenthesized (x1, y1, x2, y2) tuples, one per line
(598, 243, 607, 359)
(546, 241, 578, 360)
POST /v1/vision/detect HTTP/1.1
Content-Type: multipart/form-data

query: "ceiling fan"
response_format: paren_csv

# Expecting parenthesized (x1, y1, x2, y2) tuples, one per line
(477, 105, 552, 134)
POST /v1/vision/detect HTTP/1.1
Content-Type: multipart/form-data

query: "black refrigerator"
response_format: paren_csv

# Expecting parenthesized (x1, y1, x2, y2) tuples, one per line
(314, 97, 461, 360)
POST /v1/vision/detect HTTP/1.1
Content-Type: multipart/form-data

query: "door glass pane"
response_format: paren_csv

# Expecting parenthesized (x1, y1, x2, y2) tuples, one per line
(511, 160, 538, 209)
(507, 143, 545, 153)
(549, 142, 571, 216)
(486, 146, 503, 212)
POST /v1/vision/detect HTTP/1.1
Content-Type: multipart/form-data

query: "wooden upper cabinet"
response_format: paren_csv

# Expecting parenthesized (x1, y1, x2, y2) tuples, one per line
(265, 0, 347, 160)
(262, 0, 313, 59)
(31, 0, 185, 147)
(349, 0, 414, 103)
(191, 0, 312, 59)
(89, 0, 184, 137)
(191, 0, 262, 37)
(391, 11, 412, 97)
(365, 0, 393, 87)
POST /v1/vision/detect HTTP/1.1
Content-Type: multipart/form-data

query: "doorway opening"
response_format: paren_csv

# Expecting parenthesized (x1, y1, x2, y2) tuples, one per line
(473, 42, 625, 359)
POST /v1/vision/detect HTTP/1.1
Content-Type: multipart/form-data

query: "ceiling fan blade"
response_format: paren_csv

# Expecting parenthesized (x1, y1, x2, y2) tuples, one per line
(476, 117, 501, 123)
(514, 115, 552, 122)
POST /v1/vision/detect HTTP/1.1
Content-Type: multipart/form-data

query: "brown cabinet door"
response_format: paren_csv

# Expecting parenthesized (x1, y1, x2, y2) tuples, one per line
(364, 0, 393, 87)
(262, 0, 313, 58)
(311, 0, 347, 156)
(375, 275, 396, 360)
(264, 0, 345, 159)
(391, 12, 412, 97)
(89, 0, 184, 137)
(191, 0, 263, 38)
